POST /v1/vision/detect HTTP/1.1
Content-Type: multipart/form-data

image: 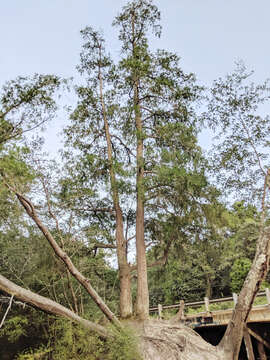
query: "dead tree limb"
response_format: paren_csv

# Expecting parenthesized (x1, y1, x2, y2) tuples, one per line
(218, 227, 270, 358)
(0, 274, 109, 338)
(2, 181, 121, 328)
(0, 294, 14, 329)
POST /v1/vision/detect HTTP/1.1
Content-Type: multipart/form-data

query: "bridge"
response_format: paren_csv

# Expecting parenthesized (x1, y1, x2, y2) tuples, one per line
(150, 289, 270, 360)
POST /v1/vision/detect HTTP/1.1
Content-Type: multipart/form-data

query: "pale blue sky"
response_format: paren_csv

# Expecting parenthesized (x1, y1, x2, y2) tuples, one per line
(1, 1, 270, 151)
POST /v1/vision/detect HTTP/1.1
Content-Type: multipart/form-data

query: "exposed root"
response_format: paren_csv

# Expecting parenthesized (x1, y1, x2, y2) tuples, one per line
(138, 320, 225, 360)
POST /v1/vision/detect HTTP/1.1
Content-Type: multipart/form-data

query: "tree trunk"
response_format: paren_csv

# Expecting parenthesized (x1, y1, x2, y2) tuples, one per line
(205, 274, 212, 299)
(98, 58, 133, 318)
(0, 273, 109, 339)
(136, 193, 149, 319)
(134, 84, 149, 319)
(116, 216, 133, 318)
(131, 11, 149, 321)
(217, 227, 270, 359)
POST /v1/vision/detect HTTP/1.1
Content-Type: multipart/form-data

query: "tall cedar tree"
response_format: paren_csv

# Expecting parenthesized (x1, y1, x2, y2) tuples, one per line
(63, 0, 202, 319)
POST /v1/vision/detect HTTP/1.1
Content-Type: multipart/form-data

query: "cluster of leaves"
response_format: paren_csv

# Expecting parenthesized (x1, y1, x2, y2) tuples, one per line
(0, 74, 61, 146)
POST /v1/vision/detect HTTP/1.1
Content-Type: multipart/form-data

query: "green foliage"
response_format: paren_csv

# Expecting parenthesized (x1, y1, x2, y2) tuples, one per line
(230, 257, 252, 293)
(148, 198, 231, 304)
(147, 198, 264, 305)
(18, 319, 141, 360)
(0, 309, 51, 360)
(253, 295, 268, 306)
(1, 315, 28, 342)
(148, 256, 207, 304)
(0, 74, 61, 146)
(48, 320, 105, 360)
(17, 347, 51, 360)
(106, 326, 142, 360)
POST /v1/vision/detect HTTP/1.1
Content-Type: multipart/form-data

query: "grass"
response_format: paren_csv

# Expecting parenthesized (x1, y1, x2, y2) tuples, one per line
(253, 295, 268, 306)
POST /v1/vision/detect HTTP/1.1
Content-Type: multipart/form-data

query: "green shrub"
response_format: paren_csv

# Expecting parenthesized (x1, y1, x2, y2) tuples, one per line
(18, 319, 142, 360)
(1, 315, 28, 342)
(230, 257, 252, 293)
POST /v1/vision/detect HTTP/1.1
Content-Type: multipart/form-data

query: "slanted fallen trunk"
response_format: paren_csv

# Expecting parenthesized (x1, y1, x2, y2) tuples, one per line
(0, 273, 109, 339)
(217, 226, 270, 359)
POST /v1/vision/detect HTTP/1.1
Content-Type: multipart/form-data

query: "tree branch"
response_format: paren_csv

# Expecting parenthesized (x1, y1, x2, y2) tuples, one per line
(130, 240, 171, 271)
(0, 274, 109, 338)
(0, 294, 14, 329)
(2, 181, 121, 328)
(90, 243, 117, 250)
(111, 134, 136, 159)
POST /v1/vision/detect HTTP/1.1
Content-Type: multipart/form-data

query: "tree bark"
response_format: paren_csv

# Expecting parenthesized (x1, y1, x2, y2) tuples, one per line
(205, 274, 212, 299)
(0, 273, 109, 339)
(243, 326, 255, 360)
(134, 80, 149, 320)
(217, 227, 270, 359)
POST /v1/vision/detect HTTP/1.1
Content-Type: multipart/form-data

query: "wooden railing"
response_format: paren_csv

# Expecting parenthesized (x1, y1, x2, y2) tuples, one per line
(149, 289, 270, 359)
(149, 288, 270, 318)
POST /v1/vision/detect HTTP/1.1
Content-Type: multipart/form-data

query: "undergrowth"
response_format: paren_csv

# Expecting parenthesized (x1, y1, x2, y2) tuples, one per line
(17, 319, 142, 360)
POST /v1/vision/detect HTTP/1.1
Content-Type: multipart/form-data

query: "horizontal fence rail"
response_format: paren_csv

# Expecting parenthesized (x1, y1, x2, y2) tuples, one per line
(149, 289, 270, 313)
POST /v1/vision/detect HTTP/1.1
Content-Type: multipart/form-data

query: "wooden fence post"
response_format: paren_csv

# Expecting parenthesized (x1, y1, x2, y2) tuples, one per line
(265, 288, 270, 305)
(233, 293, 238, 307)
(158, 304, 163, 319)
(177, 300, 185, 321)
(204, 297, 210, 313)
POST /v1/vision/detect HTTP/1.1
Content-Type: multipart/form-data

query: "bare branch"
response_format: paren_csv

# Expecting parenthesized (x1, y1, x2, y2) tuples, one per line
(239, 115, 266, 176)
(131, 240, 171, 272)
(91, 243, 117, 250)
(0, 294, 14, 329)
(2, 181, 121, 327)
(40, 175, 66, 247)
(111, 133, 136, 159)
(0, 274, 109, 338)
